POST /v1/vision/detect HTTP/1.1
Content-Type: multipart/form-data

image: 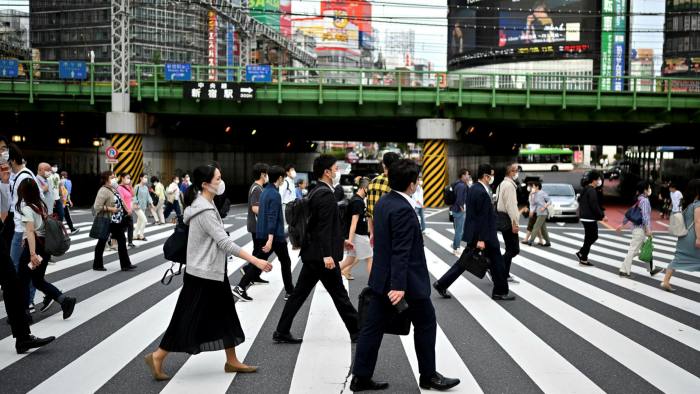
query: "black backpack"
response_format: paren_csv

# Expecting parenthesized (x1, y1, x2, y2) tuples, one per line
(43, 214, 71, 256)
(444, 181, 459, 205)
(285, 185, 326, 248)
(161, 211, 206, 285)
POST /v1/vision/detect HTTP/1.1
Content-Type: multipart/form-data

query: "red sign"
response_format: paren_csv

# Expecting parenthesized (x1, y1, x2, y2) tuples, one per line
(105, 146, 119, 159)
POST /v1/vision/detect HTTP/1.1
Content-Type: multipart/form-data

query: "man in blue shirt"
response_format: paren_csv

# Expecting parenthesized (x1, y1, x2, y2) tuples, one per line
(450, 169, 470, 256)
(234, 166, 295, 301)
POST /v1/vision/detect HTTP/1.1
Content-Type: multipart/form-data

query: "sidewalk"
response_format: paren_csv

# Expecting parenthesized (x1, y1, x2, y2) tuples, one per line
(602, 203, 670, 232)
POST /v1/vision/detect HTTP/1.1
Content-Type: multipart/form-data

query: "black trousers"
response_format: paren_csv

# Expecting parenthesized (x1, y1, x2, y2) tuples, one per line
(238, 238, 294, 294)
(500, 228, 520, 277)
(579, 220, 599, 260)
(437, 244, 509, 296)
(353, 295, 436, 378)
(64, 205, 75, 231)
(276, 262, 358, 335)
(94, 223, 132, 269)
(0, 237, 30, 339)
(18, 241, 62, 305)
(122, 214, 134, 243)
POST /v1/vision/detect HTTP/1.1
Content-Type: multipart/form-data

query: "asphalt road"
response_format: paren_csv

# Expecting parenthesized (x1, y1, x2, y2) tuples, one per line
(0, 206, 698, 394)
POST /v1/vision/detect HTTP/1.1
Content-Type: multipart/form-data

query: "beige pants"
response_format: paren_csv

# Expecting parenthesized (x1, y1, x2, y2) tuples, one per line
(155, 200, 165, 224)
(134, 208, 147, 238)
(621, 227, 646, 274)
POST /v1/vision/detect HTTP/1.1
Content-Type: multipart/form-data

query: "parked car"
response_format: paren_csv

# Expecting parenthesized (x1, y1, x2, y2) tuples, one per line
(542, 183, 579, 222)
(603, 166, 621, 180)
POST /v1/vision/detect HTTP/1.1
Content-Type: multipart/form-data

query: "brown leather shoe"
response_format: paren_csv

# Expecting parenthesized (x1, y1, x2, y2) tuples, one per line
(144, 353, 170, 381)
(225, 362, 258, 373)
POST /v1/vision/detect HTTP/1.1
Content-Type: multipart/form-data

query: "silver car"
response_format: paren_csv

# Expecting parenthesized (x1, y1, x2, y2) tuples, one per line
(541, 183, 579, 222)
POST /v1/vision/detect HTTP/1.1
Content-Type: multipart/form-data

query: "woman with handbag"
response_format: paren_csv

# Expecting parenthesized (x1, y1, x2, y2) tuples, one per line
(616, 181, 663, 277)
(16, 178, 76, 318)
(144, 164, 273, 381)
(662, 179, 700, 292)
(91, 171, 135, 272)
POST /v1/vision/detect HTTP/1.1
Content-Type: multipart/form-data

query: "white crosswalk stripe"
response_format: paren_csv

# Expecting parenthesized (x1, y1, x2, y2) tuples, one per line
(2, 213, 698, 394)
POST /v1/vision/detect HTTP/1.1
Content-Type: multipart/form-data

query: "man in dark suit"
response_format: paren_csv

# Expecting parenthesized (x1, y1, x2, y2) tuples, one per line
(433, 163, 516, 301)
(273, 155, 359, 344)
(350, 159, 460, 392)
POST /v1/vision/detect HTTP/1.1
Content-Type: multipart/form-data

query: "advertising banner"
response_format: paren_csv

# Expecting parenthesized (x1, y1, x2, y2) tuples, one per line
(448, 0, 598, 70)
(226, 24, 235, 81)
(250, 0, 281, 32)
(208, 10, 218, 81)
(280, 0, 292, 37)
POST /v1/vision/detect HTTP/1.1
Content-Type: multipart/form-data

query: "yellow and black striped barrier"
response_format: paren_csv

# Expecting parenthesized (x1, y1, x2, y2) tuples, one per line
(422, 139, 448, 208)
(111, 134, 144, 178)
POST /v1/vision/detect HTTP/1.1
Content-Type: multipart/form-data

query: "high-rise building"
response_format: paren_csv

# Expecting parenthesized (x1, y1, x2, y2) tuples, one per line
(383, 30, 415, 70)
(30, 0, 210, 66)
(662, 0, 700, 91)
(0, 9, 30, 59)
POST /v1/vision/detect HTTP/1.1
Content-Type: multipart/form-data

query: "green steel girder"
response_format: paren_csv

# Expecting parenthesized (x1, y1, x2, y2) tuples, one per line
(1, 80, 699, 123)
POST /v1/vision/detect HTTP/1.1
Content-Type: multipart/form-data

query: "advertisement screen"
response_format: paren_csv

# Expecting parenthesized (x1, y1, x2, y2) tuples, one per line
(448, 0, 599, 70)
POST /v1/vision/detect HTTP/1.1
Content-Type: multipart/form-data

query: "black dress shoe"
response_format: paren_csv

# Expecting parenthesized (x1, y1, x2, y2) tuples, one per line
(93, 267, 107, 271)
(650, 267, 663, 276)
(419, 372, 460, 391)
(433, 282, 451, 299)
(121, 265, 137, 271)
(492, 293, 516, 301)
(273, 331, 303, 344)
(350, 376, 389, 391)
(16, 335, 56, 354)
(252, 278, 269, 285)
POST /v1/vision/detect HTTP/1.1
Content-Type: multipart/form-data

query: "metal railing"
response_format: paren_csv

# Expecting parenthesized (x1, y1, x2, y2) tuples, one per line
(2, 61, 700, 108)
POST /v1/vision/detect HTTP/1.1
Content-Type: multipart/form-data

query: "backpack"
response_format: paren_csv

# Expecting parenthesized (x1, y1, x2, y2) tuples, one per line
(161, 211, 207, 285)
(42, 212, 71, 256)
(624, 201, 644, 226)
(285, 185, 326, 248)
(443, 181, 459, 205)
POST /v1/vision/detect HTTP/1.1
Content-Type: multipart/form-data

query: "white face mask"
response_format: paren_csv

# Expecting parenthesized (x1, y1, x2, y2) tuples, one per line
(0, 151, 9, 163)
(596, 179, 603, 187)
(645, 188, 652, 197)
(488, 175, 494, 185)
(51, 166, 58, 173)
(44, 171, 51, 178)
(333, 171, 341, 185)
(512, 172, 520, 181)
(110, 178, 118, 188)
(527, 186, 532, 192)
(207, 180, 226, 196)
(289, 170, 297, 179)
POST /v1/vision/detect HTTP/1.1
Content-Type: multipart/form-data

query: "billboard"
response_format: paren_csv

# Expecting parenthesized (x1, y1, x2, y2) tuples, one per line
(447, 0, 599, 70)
(250, 0, 281, 31)
(280, 0, 292, 37)
(207, 10, 217, 81)
(293, 13, 360, 54)
(600, 0, 627, 91)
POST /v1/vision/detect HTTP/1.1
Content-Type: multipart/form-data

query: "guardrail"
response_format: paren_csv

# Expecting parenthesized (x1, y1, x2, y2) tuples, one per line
(1, 61, 700, 110)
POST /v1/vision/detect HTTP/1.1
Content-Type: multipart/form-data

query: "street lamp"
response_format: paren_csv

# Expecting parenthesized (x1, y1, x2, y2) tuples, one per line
(57, 137, 70, 145)
(11, 135, 26, 143)
(92, 138, 102, 147)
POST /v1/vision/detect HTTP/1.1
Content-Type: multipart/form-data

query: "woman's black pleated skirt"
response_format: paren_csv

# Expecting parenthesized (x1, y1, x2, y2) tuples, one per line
(159, 273, 244, 354)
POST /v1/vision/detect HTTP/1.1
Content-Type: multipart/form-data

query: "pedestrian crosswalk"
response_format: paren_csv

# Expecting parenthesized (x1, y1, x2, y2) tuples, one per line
(1, 209, 698, 393)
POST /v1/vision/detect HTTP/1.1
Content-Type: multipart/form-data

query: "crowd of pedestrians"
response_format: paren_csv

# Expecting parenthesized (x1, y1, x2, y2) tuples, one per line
(2, 134, 699, 391)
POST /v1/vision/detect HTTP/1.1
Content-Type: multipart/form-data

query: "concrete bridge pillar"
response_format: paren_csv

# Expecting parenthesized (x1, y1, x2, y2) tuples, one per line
(106, 112, 147, 178)
(417, 119, 458, 208)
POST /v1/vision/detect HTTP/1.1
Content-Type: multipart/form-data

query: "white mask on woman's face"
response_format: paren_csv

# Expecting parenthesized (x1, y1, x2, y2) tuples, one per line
(206, 180, 226, 196)
(527, 186, 532, 192)
(596, 179, 603, 187)
(333, 171, 341, 185)
(289, 170, 297, 179)
(110, 178, 118, 188)
(488, 175, 494, 185)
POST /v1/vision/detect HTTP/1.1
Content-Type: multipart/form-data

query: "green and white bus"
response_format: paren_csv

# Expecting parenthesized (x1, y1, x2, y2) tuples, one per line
(517, 148, 574, 172)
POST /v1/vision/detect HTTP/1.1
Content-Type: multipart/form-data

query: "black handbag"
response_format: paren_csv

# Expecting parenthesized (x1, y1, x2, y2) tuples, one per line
(458, 247, 491, 279)
(89, 216, 111, 240)
(496, 211, 511, 232)
(358, 287, 411, 336)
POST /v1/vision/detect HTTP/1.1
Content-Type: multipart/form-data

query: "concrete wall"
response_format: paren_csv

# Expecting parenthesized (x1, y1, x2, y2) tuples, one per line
(447, 142, 516, 183)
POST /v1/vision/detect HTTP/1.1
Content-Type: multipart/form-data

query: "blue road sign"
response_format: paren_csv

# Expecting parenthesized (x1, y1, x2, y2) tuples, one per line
(58, 61, 87, 80)
(246, 65, 272, 83)
(164, 63, 192, 81)
(0, 60, 19, 78)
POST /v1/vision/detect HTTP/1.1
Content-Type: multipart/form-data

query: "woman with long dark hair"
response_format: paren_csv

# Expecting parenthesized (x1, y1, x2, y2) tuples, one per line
(92, 171, 135, 271)
(16, 178, 76, 318)
(145, 164, 273, 381)
(662, 179, 700, 291)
